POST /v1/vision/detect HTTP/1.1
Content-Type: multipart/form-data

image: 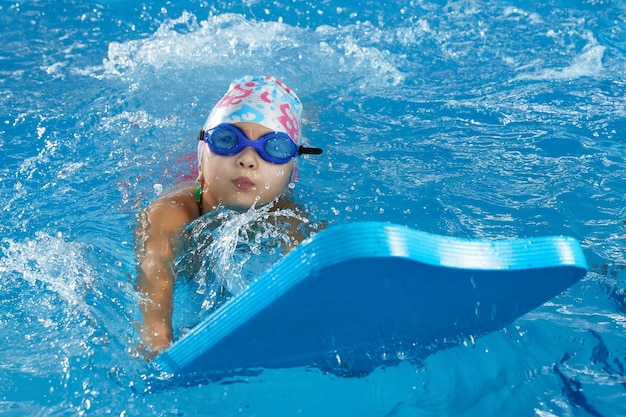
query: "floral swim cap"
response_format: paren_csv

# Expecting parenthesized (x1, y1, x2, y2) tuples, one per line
(203, 75, 302, 143)
(197, 76, 304, 181)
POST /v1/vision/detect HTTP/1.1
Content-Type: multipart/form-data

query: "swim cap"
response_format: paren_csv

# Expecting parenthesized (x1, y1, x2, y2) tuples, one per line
(203, 75, 302, 144)
(198, 76, 304, 181)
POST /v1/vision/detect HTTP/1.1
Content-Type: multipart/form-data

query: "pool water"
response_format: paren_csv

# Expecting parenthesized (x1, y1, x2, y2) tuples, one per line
(1, 0, 625, 415)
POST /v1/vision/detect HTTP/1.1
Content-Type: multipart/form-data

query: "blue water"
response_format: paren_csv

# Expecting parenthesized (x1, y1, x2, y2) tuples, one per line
(1, 0, 625, 415)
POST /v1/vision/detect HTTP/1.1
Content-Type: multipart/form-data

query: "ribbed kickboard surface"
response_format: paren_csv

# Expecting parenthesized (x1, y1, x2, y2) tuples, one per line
(154, 222, 587, 381)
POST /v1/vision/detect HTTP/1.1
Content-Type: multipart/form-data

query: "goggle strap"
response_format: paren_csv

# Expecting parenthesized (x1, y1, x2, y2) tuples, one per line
(298, 146, 323, 155)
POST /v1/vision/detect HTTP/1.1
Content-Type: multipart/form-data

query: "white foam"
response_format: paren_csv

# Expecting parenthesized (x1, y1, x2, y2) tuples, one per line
(99, 109, 181, 134)
(101, 12, 404, 89)
(514, 43, 606, 81)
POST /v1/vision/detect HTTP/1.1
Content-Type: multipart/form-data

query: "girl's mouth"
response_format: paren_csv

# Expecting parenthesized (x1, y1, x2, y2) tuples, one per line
(233, 177, 255, 190)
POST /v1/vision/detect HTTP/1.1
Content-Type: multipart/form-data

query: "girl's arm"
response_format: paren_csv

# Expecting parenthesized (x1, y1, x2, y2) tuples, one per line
(135, 192, 197, 356)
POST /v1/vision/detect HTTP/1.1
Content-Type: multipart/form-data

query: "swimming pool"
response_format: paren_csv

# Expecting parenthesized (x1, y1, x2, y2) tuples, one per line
(1, 0, 625, 415)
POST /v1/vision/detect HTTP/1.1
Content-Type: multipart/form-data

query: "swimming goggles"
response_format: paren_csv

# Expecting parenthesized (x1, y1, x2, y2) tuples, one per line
(199, 123, 322, 165)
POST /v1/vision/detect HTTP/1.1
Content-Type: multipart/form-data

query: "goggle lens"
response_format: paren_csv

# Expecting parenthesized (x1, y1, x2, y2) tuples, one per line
(264, 137, 296, 160)
(210, 128, 239, 151)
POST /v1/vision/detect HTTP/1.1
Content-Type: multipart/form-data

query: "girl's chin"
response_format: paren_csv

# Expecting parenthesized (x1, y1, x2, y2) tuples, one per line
(218, 187, 287, 211)
(221, 196, 272, 211)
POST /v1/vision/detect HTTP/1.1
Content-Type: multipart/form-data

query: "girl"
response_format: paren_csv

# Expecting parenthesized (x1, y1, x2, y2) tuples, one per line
(134, 75, 322, 355)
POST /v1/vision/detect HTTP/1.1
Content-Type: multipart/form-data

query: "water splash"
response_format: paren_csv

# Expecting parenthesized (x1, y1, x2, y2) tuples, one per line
(99, 11, 404, 90)
(0, 231, 151, 413)
(171, 201, 312, 332)
(514, 43, 606, 81)
(0, 232, 101, 392)
(0, 232, 96, 316)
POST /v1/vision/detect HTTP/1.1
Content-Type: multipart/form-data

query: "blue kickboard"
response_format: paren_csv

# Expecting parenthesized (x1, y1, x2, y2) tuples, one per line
(153, 222, 587, 380)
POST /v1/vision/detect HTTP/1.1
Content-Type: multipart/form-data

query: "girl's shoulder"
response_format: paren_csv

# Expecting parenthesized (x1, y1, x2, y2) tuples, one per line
(145, 186, 201, 231)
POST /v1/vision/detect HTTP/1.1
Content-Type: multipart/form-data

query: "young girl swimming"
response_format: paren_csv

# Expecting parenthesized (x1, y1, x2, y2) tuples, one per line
(134, 75, 322, 355)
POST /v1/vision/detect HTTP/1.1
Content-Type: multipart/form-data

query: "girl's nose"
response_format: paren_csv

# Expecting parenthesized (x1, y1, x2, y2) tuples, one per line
(236, 147, 259, 169)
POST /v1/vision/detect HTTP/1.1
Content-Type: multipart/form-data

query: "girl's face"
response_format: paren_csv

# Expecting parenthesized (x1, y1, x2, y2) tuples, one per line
(199, 122, 294, 209)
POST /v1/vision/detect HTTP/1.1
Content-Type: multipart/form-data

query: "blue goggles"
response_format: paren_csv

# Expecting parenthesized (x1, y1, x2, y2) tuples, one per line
(199, 123, 323, 165)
